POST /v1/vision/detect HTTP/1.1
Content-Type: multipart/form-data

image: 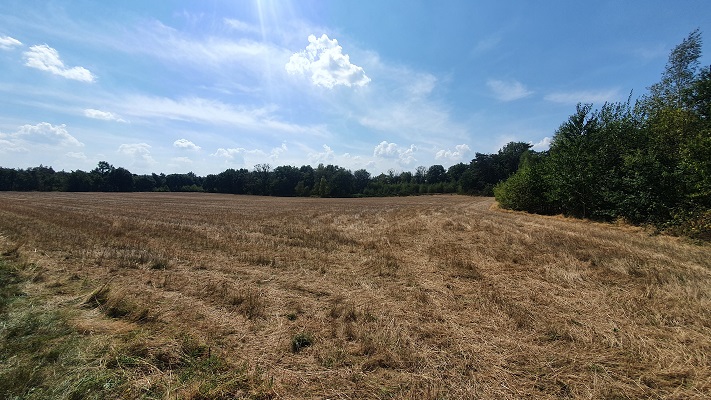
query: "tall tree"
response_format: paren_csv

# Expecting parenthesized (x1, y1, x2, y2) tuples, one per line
(644, 29, 702, 111)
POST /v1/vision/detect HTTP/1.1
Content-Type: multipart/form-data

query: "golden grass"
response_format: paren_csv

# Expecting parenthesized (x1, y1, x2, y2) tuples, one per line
(0, 192, 710, 398)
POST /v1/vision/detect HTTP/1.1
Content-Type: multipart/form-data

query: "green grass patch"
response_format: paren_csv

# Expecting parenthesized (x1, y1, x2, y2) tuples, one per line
(0, 257, 275, 399)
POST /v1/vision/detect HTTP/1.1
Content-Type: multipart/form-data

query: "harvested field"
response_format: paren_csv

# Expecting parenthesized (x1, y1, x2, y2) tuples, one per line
(1, 192, 710, 399)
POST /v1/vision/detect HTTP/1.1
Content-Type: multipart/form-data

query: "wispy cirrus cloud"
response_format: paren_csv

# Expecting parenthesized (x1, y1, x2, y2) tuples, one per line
(487, 79, 532, 101)
(23, 45, 95, 82)
(286, 34, 370, 88)
(544, 88, 621, 105)
(126, 20, 286, 71)
(223, 18, 260, 35)
(0, 35, 22, 50)
(115, 95, 329, 137)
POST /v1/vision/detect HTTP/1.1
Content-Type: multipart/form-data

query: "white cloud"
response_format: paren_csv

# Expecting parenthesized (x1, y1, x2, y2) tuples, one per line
(373, 141, 399, 157)
(373, 141, 417, 166)
(116, 95, 328, 137)
(118, 143, 155, 162)
(16, 122, 83, 146)
(223, 18, 260, 35)
(309, 144, 336, 164)
(118, 143, 151, 155)
(212, 148, 242, 159)
(173, 138, 201, 151)
(435, 144, 471, 161)
(531, 137, 552, 151)
(23, 45, 95, 82)
(0, 36, 22, 50)
(128, 20, 286, 72)
(270, 142, 288, 160)
(171, 156, 193, 164)
(472, 35, 501, 54)
(211, 147, 265, 166)
(0, 137, 27, 152)
(347, 52, 469, 145)
(0, 122, 83, 153)
(487, 79, 533, 101)
(66, 151, 88, 160)
(84, 108, 127, 122)
(544, 88, 621, 105)
(286, 34, 370, 88)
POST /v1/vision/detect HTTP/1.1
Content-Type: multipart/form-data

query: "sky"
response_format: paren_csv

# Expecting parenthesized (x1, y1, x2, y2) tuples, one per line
(1, 0, 710, 176)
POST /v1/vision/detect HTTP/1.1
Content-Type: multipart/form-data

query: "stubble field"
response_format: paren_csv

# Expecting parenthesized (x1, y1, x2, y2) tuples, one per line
(0, 192, 710, 399)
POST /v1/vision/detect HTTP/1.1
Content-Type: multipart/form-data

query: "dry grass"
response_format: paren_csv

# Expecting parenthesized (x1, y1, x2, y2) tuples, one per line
(0, 192, 710, 399)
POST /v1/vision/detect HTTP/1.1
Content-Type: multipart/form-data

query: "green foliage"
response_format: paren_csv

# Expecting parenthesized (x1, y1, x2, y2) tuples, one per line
(291, 332, 313, 353)
(495, 30, 711, 238)
(494, 151, 552, 214)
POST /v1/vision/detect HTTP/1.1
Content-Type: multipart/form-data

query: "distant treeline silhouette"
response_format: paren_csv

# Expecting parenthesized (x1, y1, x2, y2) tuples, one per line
(0, 141, 531, 198)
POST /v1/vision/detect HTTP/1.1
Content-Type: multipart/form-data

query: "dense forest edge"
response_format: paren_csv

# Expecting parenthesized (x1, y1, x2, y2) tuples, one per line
(1, 31, 709, 240)
(495, 30, 711, 241)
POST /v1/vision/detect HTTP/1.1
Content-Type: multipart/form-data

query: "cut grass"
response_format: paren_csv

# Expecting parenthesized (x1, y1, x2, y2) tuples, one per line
(0, 253, 275, 399)
(0, 192, 710, 398)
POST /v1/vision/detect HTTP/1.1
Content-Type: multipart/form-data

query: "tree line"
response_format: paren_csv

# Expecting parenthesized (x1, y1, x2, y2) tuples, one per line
(0, 142, 531, 197)
(494, 29, 711, 239)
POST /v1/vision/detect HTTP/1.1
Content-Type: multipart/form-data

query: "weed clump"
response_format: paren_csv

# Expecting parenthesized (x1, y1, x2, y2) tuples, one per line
(291, 332, 313, 353)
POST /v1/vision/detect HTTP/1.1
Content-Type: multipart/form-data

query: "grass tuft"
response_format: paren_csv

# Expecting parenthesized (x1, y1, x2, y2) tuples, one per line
(291, 332, 313, 353)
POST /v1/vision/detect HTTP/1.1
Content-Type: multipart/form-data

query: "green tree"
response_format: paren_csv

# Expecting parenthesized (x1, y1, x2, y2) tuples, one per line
(644, 29, 702, 111)
(426, 165, 447, 184)
(107, 167, 134, 192)
(353, 169, 371, 194)
(67, 170, 94, 192)
(494, 151, 552, 214)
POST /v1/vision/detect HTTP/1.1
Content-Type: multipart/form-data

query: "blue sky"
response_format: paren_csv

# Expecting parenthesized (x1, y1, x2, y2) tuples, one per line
(1, 0, 710, 175)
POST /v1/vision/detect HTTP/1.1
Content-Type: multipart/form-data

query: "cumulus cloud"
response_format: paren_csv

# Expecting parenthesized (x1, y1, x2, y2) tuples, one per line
(0, 35, 22, 50)
(173, 138, 201, 151)
(544, 88, 621, 105)
(84, 108, 127, 122)
(435, 144, 471, 161)
(270, 142, 288, 160)
(211, 147, 265, 166)
(118, 143, 155, 163)
(23, 44, 95, 82)
(0, 122, 83, 153)
(17, 122, 83, 146)
(212, 148, 243, 159)
(531, 137, 552, 151)
(373, 141, 417, 166)
(308, 144, 336, 164)
(286, 34, 370, 88)
(487, 79, 533, 101)
(373, 141, 399, 157)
